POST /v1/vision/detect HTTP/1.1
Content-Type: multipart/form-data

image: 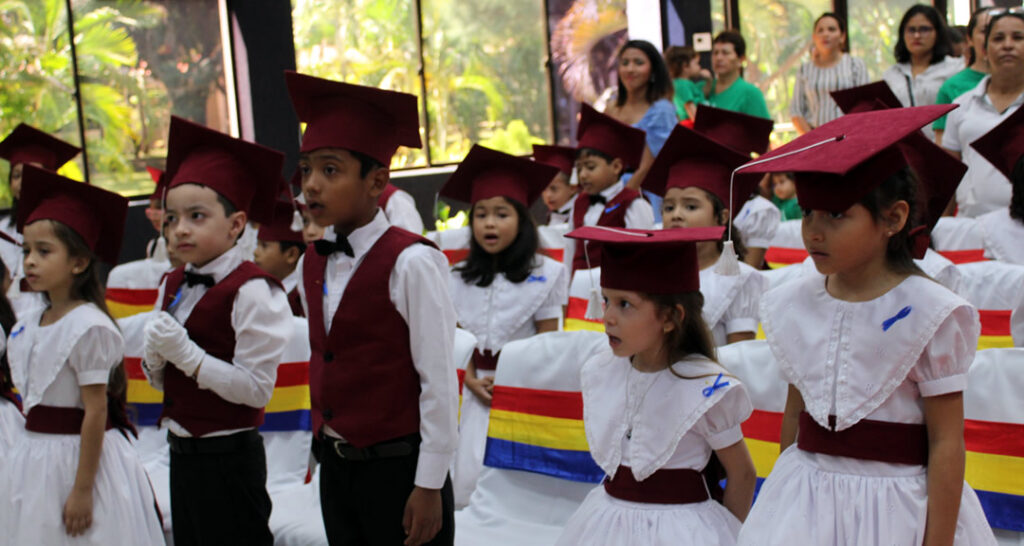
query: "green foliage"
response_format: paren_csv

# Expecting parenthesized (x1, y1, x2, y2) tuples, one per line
(848, 0, 919, 80)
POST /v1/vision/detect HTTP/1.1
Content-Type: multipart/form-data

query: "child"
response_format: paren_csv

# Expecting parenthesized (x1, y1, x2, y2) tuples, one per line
(141, 116, 291, 545)
(645, 125, 767, 346)
(1, 165, 163, 544)
(971, 103, 1024, 265)
(664, 45, 711, 122)
(0, 258, 22, 451)
(254, 200, 307, 316)
(734, 106, 996, 544)
(441, 144, 569, 507)
(567, 103, 655, 275)
(379, 182, 425, 234)
(557, 225, 757, 545)
(106, 167, 173, 298)
(770, 172, 801, 221)
(286, 70, 459, 545)
(533, 144, 578, 226)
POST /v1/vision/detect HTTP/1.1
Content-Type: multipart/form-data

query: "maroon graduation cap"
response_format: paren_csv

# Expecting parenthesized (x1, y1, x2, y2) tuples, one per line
(0, 123, 80, 171)
(285, 71, 422, 165)
(692, 105, 774, 157)
(258, 200, 305, 244)
(532, 144, 577, 177)
(164, 116, 285, 224)
(576, 104, 646, 170)
(565, 226, 725, 293)
(970, 103, 1024, 182)
(439, 144, 560, 207)
(17, 165, 127, 264)
(830, 81, 902, 114)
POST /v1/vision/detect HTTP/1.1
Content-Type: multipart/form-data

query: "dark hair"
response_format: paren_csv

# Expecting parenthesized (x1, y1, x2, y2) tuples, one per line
(0, 260, 15, 401)
(214, 192, 237, 216)
(858, 167, 925, 275)
(814, 13, 850, 53)
(48, 220, 134, 437)
(985, 11, 1024, 49)
(1011, 155, 1024, 222)
(664, 45, 699, 78)
(704, 190, 749, 259)
(616, 40, 674, 107)
(576, 147, 626, 176)
(966, 7, 991, 66)
(349, 148, 384, 178)
(894, 4, 953, 65)
(713, 30, 747, 58)
(950, 25, 967, 44)
(279, 240, 306, 256)
(456, 197, 540, 287)
(645, 291, 718, 370)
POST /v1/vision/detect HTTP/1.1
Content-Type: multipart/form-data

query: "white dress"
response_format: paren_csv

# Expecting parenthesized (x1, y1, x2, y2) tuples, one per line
(449, 255, 568, 508)
(738, 273, 996, 545)
(700, 259, 767, 346)
(0, 331, 24, 453)
(557, 352, 752, 545)
(979, 208, 1024, 265)
(1, 304, 165, 545)
(734, 195, 780, 249)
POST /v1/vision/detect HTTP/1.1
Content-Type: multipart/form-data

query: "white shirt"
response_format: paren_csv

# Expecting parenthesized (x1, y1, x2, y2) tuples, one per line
(562, 181, 655, 271)
(944, 76, 1024, 217)
(882, 56, 962, 141)
(143, 244, 292, 437)
(281, 267, 300, 294)
(449, 256, 568, 354)
(106, 255, 172, 291)
(295, 210, 459, 489)
(979, 208, 1024, 264)
(384, 188, 425, 235)
(547, 194, 578, 226)
(734, 195, 781, 249)
(700, 259, 767, 346)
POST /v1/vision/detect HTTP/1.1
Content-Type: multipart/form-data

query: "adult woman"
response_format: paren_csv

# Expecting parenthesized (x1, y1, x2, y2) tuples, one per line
(943, 10, 1024, 218)
(934, 8, 992, 146)
(604, 39, 677, 195)
(791, 13, 869, 134)
(882, 4, 962, 141)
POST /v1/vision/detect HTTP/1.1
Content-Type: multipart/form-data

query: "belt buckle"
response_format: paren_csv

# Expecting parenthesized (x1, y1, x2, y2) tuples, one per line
(332, 440, 347, 459)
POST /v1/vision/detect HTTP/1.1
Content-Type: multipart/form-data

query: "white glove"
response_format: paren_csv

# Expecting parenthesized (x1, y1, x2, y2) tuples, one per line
(144, 311, 206, 377)
(142, 316, 167, 373)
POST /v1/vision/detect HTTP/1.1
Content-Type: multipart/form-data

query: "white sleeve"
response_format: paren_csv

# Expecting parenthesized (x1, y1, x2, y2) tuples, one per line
(69, 324, 124, 386)
(943, 106, 965, 152)
(385, 190, 425, 235)
(722, 271, 766, 335)
(735, 197, 780, 248)
(294, 254, 309, 318)
(391, 244, 459, 489)
(908, 304, 980, 396)
(624, 198, 655, 229)
(193, 279, 291, 407)
(692, 384, 753, 450)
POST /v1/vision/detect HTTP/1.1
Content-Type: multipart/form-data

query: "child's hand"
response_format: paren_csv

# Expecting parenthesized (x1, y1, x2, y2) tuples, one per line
(402, 486, 442, 546)
(464, 375, 494, 404)
(63, 487, 93, 537)
(145, 312, 205, 376)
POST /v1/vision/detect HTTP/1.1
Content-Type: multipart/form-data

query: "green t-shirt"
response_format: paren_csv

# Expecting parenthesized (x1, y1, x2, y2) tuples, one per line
(672, 78, 705, 121)
(707, 77, 771, 120)
(933, 68, 986, 131)
(772, 195, 802, 221)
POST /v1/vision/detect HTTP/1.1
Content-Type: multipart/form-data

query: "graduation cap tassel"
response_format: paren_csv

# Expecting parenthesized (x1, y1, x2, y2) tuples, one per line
(714, 171, 741, 276)
(291, 209, 304, 233)
(582, 240, 604, 320)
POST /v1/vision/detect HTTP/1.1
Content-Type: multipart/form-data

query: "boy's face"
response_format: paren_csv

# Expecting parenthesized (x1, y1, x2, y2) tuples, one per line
(683, 56, 702, 78)
(299, 148, 384, 234)
(145, 197, 163, 233)
(541, 173, 577, 212)
(164, 183, 246, 268)
(253, 240, 298, 281)
(576, 154, 623, 195)
(772, 174, 797, 201)
(301, 210, 325, 243)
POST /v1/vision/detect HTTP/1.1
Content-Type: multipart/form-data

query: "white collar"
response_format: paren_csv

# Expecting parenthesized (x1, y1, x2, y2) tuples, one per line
(185, 243, 244, 284)
(597, 180, 624, 202)
(326, 209, 390, 261)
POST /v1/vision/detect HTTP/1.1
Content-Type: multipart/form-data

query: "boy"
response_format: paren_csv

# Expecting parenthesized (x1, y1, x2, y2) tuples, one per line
(567, 104, 655, 274)
(708, 31, 771, 120)
(254, 200, 306, 316)
(533, 144, 578, 225)
(142, 116, 291, 546)
(286, 70, 459, 546)
(664, 45, 711, 122)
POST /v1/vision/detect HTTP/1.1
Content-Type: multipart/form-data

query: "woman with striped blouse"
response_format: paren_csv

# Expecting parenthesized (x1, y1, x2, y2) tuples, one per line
(791, 12, 869, 134)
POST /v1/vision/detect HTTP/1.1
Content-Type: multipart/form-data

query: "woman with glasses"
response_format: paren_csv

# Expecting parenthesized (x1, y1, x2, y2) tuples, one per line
(882, 4, 962, 140)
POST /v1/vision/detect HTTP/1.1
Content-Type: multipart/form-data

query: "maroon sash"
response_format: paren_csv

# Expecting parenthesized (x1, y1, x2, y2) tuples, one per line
(603, 465, 710, 504)
(797, 411, 929, 465)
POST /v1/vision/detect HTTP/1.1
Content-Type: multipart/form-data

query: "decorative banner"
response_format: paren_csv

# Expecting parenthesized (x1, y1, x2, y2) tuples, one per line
(564, 296, 603, 332)
(765, 247, 987, 269)
(106, 288, 159, 319)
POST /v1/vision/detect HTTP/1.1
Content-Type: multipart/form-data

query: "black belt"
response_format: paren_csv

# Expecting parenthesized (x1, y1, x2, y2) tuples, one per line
(168, 429, 261, 455)
(320, 433, 419, 461)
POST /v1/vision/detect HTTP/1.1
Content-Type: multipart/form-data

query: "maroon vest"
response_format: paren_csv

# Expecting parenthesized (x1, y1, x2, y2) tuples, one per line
(304, 227, 434, 447)
(159, 262, 280, 437)
(571, 188, 640, 272)
(378, 183, 399, 209)
(287, 286, 305, 317)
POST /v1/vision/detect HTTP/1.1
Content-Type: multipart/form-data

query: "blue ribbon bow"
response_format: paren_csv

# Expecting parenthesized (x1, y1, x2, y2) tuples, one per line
(702, 373, 730, 397)
(882, 306, 912, 332)
(527, 275, 546, 283)
(603, 203, 622, 214)
(10, 325, 24, 339)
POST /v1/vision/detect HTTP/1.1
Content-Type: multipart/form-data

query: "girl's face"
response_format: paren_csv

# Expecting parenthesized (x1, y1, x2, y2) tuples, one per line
(602, 288, 671, 364)
(662, 186, 722, 230)
(22, 220, 87, 295)
(618, 47, 653, 94)
(986, 16, 1024, 74)
(682, 56, 703, 78)
(772, 174, 797, 200)
(471, 195, 519, 255)
(9, 161, 41, 200)
(301, 210, 325, 243)
(802, 202, 900, 275)
(813, 16, 845, 53)
(904, 13, 938, 57)
(542, 173, 577, 212)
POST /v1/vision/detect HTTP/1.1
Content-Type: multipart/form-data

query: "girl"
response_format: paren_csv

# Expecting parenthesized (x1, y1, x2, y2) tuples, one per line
(645, 125, 767, 346)
(440, 145, 569, 508)
(791, 13, 869, 134)
(0, 166, 164, 544)
(735, 107, 996, 545)
(972, 102, 1024, 264)
(0, 258, 23, 452)
(557, 225, 756, 546)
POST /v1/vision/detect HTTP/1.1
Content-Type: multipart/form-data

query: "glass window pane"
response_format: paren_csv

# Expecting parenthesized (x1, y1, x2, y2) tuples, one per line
(291, 0, 427, 169)
(712, 0, 726, 35)
(422, 0, 554, 163)
(738, 0, 831, 131)
(848, 0, 920, 80)
(71, 0, 232, 197)
(0, 1, 86, 208)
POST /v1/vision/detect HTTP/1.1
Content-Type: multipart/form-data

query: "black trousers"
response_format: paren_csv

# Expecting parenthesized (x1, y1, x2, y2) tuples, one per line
(319, 438, 455, 545)
(169, 430, 273, 546)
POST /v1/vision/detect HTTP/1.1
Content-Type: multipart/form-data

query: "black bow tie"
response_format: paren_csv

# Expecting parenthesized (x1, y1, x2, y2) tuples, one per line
(314, 237, 354, 257)
(183, 271, 215, 288)
(588, 194, 607, 207)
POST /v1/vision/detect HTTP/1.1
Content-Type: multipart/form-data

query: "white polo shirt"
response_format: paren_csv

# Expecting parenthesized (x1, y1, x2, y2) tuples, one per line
(882, 56, 962, 141)
(943, 76, 1024, 218)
